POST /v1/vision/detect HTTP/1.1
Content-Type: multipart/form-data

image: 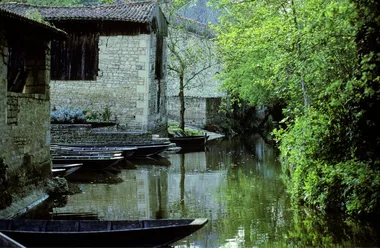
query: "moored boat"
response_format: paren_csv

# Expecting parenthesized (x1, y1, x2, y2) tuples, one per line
(0, 218, 208, 247)
(169, 135, 209, 148)
(51, 142, 171, 157)
(51, 145, 137, 158)
(52, 163, 82, 177)
(52, 155, 123, 171)
(129, 143, 171, 157)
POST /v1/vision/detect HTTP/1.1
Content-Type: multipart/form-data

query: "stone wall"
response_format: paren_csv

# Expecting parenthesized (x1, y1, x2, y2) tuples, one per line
(206, 97, 224, 125)
(0, 32, 51, 211)
(51, 34, 167, 135)
(51, 124, 151, 144)
(166, 28, 223, 98)
(0, 31, 7, 132)
(147, 36, 168, 136)
(167, 96, 224, 128)
(166, 28, 225, 126)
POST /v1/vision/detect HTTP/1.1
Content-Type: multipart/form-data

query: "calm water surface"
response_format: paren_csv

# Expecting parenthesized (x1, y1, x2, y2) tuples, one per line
(24, 135, 380, 247)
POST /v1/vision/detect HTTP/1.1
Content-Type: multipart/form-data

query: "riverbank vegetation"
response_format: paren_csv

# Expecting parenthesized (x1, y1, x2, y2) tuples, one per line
(213, 0, 379, 216)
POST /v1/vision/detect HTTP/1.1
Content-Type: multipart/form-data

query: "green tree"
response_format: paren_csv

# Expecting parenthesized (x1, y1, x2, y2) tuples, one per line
(214, 0, 357, 115)
(162, 0, 220, 131)
(214, 0, 380, 216)
(167, 23, 219, 131)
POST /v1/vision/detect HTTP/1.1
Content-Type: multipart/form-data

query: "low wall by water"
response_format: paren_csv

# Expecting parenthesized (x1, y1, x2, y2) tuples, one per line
(51, 124, 153, 144)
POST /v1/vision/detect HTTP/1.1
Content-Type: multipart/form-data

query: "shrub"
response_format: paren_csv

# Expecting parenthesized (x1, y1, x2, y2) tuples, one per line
(51, 106, 86, 124)
(277, 108, 380, 215)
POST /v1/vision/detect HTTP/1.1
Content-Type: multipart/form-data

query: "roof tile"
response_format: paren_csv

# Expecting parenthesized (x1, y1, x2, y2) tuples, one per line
(0, 2, 156, 23)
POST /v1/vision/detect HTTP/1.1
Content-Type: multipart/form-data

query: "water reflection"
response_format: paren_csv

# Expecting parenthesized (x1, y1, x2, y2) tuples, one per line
(21, 134, 380, 247)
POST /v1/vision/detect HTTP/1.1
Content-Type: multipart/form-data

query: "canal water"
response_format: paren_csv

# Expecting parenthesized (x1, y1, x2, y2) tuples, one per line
(23, 134, 380, 247)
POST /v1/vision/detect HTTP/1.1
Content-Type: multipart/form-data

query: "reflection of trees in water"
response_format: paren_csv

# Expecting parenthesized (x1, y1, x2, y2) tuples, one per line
(287, 209, 380, 247)
(180, 154, 186, 215)
(221, 166, 289, 246)
(206, 134, 279, 172)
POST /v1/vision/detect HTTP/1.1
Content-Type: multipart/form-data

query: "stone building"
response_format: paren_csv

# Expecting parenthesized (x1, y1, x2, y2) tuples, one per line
(166, 0, 226, 128)
(2, 2, 169, 135)
(0, 7, 66, 212)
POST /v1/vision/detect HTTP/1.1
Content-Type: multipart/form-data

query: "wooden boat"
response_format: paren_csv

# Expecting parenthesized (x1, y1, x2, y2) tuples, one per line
(0, 218, 208, 247)
(51, 144, 137, 158)
(52, 142, 171, 157)
(130, 143, 171, 157)
(51, 168, 66, 177)
(52, 163, 82, 177)
(52, 155, 123, 171)
(169, 135, 209, 148)
(176, 146, 208, 154)
(0, 232, 25, 248)
(51, 149, 124, 156)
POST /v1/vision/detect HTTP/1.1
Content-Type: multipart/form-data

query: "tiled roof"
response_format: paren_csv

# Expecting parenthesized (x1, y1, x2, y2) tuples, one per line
(0, 6, 67, 39)
(0, 2, 157, 23)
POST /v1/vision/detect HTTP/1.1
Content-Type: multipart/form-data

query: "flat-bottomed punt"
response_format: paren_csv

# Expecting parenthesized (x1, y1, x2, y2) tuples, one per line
(52, 155, 123, 171)
(52, 163, 82, 177)
(51, 142, 170, 157)
(169, 135, 209, 148)
(0, 218, 208, 247)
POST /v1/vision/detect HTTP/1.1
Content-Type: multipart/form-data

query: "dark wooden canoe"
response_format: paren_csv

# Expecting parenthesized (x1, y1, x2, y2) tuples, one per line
(52, 163, 82, 177)
(51, 143, 170, 157)
(50, 148, 123, 156)
(130, 143, 171, 157)
(0, 218, 208, 247)
(169, 135, 209, 148)
(51, 144, 137, 157)
(0, 232, 25, 248)
(52, 156, 123, 171)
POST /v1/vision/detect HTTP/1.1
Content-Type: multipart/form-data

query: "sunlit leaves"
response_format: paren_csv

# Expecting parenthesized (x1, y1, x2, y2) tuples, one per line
(213, 0, 358, 114)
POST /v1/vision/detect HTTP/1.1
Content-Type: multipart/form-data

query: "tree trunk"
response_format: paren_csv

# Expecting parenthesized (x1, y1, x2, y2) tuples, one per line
(179, 74, 185, 131)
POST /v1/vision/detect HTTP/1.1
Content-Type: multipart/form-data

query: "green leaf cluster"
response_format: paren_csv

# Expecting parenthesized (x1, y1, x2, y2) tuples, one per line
(214, 0, 358, 113)
(214, 0, 380, 216)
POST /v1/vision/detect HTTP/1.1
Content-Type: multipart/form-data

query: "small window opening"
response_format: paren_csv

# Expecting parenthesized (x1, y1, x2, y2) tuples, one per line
(51, 33, 99, 81)
(7, 37, 47, 94)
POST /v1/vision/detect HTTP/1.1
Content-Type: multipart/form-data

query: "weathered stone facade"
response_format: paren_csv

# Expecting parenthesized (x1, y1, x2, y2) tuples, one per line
(1, 2, 169, 140)
(167, 27, 225, 128)
(0, 12, 65, 213)
(51, 124, 151, 144)
(167, 96, 224, 127)
(51, 34, 168, 135)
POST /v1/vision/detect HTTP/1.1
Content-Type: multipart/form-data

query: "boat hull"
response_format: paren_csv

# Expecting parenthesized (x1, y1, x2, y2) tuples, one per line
(51, 143, 171, 157)
(52, 163, 82, 177)
(0, 219, 208, 247)
(169, 135, 209, 148)
(131, 144, 171, 157)
(52, 157, 122, 171)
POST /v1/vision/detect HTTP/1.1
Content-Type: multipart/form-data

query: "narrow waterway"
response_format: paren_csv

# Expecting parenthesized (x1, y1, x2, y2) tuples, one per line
(22, 135, 380, 247)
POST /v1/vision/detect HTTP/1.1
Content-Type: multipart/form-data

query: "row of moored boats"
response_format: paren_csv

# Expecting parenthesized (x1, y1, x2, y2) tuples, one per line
(51, 142, 172, 177)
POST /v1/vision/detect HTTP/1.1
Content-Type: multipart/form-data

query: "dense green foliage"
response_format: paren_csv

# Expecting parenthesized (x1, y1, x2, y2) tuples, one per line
(214, 0, 380, 216)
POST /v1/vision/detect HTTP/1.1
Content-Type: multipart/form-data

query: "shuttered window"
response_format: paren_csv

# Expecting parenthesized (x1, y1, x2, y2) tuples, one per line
(51, 33, 99, 80)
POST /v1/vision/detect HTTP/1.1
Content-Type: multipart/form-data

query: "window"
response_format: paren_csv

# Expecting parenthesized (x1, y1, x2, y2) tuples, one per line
(51, 33, 99, 80)
(7, 37, 47, 94)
